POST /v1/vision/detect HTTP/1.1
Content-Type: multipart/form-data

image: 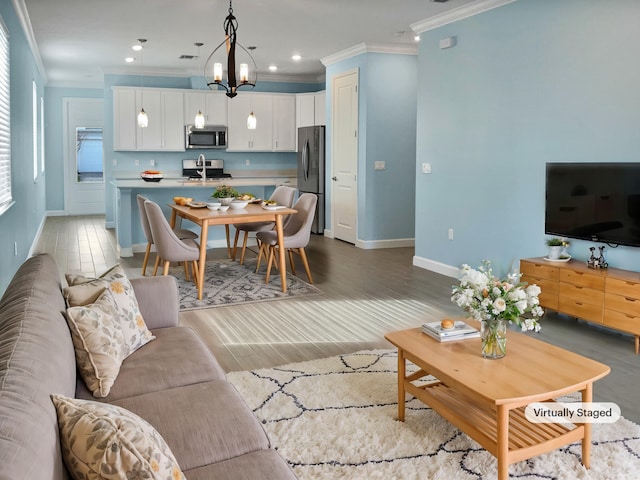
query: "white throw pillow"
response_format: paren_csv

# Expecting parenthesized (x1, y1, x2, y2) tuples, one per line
(65, 288, 128, 398)
(64, 265, 155, 356)
(51, 394, 186, 480)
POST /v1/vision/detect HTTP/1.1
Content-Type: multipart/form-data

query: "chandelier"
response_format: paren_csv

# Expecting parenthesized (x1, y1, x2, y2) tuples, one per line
(204, 0, 257, 98)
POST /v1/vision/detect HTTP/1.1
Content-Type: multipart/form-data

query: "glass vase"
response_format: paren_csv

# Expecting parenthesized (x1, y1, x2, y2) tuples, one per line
(481, 319, 507, 359)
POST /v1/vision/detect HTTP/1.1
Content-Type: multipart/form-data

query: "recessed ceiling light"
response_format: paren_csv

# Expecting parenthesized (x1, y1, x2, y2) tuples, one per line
(269, 65, 278, 72)
(132, 45, 142, 52)
(292, 54, 301, 61)
(125, 57, 135, 63)
(414, 35, 420, 42)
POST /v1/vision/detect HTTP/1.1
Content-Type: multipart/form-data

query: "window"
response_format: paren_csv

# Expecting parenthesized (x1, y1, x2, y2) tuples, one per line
(76, 127, 103, 182)
(32, 80, 37, 181)
(0, 17, 10, 215)
(40, 96, 44, 174)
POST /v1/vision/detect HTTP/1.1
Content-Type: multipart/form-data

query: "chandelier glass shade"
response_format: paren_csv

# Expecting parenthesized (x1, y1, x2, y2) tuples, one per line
(204, 0, 257, 98)
(247, 111, 256, 130)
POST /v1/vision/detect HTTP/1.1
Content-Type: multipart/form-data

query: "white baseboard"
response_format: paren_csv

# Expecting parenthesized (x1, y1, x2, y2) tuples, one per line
(28, 213, 48, 258)
(323, 229, 334, 238)
(413, 255, 460, 278)
(356, 238, 415, 250)
(46, 210, 65, 217)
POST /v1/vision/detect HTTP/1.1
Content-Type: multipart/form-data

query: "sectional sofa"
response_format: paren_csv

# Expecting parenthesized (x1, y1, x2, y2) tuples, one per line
(0, 253, 296, 479)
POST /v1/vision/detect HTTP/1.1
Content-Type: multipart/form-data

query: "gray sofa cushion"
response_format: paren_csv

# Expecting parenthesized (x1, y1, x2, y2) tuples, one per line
(0, 254, 76, 480)
(113, 380, 270, 471)
(75, 326, 226, 401)
(184, 450, 298, 480)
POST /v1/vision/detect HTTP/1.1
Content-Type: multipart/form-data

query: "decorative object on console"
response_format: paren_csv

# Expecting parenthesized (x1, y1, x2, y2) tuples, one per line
(588, 245, 609, 269)
(546, 237, 570, 260)
(204, 0, 257, 98)
(451, 261, 543, 359)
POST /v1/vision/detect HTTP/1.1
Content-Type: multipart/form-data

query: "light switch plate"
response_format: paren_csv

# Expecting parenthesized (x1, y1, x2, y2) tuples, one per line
(374, 161, 385, 170)
(422, 163, 432, 174)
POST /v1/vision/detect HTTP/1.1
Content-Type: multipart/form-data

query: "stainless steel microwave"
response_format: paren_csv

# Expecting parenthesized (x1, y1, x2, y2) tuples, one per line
(185, 125, 227, 149)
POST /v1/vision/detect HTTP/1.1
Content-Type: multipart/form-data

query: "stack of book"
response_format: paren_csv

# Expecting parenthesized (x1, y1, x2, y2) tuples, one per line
(421, 320, 480, 342)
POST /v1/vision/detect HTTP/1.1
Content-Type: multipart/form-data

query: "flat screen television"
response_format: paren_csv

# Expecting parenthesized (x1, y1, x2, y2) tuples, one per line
(545, 162, 640, 247)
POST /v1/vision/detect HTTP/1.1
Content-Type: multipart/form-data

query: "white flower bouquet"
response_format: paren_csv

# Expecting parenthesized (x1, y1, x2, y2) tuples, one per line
(451, 261, 544, 332)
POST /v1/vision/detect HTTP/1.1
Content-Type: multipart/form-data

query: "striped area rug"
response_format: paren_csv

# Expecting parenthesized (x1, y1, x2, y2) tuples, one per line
(228, 349, 640, 480)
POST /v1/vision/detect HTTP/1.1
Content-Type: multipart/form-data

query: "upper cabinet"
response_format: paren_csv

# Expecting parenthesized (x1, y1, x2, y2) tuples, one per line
(113, 87, 185, 152)
(272, 95, 296, 151)
(184, 91, 227, 126)
(227, 93, 296, 152)
(296, 91, 326, 129)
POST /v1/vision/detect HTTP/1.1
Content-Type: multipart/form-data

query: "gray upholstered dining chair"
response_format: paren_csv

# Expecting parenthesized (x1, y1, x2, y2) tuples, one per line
(231, 185, 297, 265)
(143, 200, 201, 286)
(137, 194, 198, 276)
(255, 193, 317, 284)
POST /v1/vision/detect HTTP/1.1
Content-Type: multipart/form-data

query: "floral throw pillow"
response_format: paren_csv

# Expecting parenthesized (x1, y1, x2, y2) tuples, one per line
(64, 265, 155, 357)
(51, 395, 186, 480)
(65, 289, 128, 398)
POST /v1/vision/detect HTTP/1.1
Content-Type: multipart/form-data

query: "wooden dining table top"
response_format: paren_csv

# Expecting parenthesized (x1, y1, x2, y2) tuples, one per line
(169, 203, 297, 225)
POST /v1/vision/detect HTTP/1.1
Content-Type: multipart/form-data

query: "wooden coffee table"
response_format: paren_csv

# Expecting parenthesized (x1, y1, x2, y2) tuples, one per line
(385, 323, 610, 480)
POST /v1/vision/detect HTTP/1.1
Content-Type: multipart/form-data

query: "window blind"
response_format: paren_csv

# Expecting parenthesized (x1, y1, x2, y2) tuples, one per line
(0, 17, 11, 215)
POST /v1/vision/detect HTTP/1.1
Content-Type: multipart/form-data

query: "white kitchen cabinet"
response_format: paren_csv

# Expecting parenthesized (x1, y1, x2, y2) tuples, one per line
(113, 88, 137, 151)
(227, 94, 273, 151)
(273, 95, 296, 151)
(295, 91, 326, 129)
(184, 91, 227, 126)
(113, 87, 185, 152)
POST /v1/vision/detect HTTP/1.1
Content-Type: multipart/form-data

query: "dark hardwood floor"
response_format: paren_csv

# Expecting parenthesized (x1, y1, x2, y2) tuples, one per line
(33, 215, 640, 423)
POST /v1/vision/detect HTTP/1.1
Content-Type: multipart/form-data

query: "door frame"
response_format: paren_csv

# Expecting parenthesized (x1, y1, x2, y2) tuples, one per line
(62, 97, 105, 215)
(329, 68, 359, 243)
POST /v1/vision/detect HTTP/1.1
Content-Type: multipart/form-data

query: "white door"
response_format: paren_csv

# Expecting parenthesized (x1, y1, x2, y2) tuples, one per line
(64, 98, 104, 215)
(331, 70, 358, 244)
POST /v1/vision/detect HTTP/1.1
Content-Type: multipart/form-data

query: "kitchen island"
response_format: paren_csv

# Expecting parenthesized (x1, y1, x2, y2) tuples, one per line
(112, 173, 296, 257)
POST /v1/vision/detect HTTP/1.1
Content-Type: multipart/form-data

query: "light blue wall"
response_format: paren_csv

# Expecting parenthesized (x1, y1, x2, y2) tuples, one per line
(0, 1, 46, 294)
(415, 0, 640, 276)
(325, 52, 417, 242)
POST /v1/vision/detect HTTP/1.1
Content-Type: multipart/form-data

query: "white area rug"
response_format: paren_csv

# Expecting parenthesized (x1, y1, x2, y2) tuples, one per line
(171, 259, 321, 311)
(227, 349, 640, 479)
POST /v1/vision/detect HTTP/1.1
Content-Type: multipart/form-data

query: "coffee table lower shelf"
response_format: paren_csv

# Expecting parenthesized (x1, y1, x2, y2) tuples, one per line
(405, 371, 585, 460)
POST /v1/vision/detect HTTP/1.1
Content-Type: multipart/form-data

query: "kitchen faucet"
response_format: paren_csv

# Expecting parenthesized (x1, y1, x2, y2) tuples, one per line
(196, 154, 206, 181)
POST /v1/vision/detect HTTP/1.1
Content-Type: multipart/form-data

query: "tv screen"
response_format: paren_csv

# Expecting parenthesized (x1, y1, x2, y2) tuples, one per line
(545, 163, 640, 247)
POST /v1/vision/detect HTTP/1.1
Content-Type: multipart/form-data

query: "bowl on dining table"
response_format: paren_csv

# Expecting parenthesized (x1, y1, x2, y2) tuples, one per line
(230, 199, 249, 209)
(206, 201, 221, 211)
(218, 205, 230, 212)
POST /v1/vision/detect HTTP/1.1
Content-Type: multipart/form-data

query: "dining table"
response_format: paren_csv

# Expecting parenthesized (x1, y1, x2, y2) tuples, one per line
(169, 202, 297, 300)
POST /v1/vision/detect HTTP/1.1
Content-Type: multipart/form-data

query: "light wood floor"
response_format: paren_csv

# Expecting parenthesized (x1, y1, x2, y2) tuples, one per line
(33, 215, 640, 423)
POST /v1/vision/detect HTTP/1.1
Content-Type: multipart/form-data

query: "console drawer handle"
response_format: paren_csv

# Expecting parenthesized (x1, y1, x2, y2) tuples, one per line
(625, 297, 636, 302)
(626, 281, 635, 286)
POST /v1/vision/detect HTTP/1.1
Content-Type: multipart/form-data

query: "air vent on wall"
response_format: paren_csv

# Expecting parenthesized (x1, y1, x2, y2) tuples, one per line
(179, 54, 198, 60)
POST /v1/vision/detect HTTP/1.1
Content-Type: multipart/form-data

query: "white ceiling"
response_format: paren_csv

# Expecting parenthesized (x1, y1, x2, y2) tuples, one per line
(21, 0, 480, 87)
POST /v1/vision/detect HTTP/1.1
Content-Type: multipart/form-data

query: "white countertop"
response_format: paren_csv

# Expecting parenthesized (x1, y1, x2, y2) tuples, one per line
(112, 176, 296, 189)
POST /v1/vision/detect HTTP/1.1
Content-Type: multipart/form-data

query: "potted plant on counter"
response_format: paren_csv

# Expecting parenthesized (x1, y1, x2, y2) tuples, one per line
(211, 185, 239, 206)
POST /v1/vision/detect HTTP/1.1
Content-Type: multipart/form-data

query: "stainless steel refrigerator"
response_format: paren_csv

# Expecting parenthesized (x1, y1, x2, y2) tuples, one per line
(297, 126, 325, 234)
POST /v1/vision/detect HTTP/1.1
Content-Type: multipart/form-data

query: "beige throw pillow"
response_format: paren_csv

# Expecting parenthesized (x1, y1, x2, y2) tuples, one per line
(65, 289, 127, 398)
(51, 395, 186, 480)
(64, 265, 155, 356)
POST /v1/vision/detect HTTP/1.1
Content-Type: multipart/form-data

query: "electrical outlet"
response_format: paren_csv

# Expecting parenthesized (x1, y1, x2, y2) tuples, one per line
(422, 163, 432, 174)
(374, 161, 385, 171)
(150, 159, 155, 166)
(134, 159, 139, 166)
(112, 159, 117, 166)
(245, 159, 250, 166)
(448, 228, 454, 240)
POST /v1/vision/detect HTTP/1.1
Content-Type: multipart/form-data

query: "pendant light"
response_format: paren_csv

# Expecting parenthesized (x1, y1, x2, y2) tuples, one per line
(136, 39, 148, 128)
(204, 0, 257, 98)
(247, 111, 256, 130)
(194, 42, 206, 129)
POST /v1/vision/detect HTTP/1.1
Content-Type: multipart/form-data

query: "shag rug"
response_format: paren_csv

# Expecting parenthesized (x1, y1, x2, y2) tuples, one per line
(227, 349, 640, 480)
(172, 258, 321, 311)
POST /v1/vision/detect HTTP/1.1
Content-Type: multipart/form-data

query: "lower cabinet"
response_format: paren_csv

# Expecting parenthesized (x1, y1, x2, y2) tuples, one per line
(521, 258, 640, 353)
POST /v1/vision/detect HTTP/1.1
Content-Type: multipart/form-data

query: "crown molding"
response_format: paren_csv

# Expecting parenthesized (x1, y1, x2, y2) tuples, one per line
(12, 0, 48, 83)
(321, 42, 417, 67)
(411, 0, 517, 33)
